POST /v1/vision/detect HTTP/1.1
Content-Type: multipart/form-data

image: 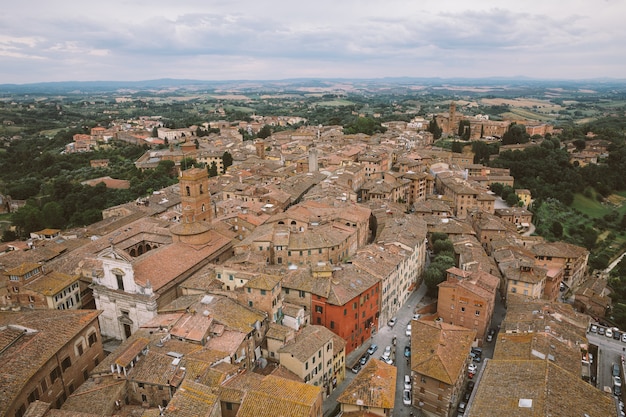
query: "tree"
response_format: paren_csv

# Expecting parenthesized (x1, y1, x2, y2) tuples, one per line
(2, 229, 17, 242)
(12, 204, 43, 238)
(151, 127, 158, 137)
(550, 221, 563, 238)
(480, 124, 485, 138)
(41, 202, 66, 229)
(458, 120, 471, 140)
(428, 117, 442, 140)
(257, 125, 272, 139)
(208, 161, 218, 177)
(222, 151, 233, 173)
(502, 123, 530, 145)
(451, 141, 463, 153)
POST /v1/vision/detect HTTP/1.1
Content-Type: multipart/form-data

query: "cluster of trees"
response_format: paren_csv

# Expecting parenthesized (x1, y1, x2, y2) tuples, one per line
(488, 183, 521, 207)
(427, 117, 443, 140)
(423, 233, 456, 297)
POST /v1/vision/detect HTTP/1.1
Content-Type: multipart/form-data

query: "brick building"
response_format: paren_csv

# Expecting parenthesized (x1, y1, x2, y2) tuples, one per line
(0, 309, 103, 417)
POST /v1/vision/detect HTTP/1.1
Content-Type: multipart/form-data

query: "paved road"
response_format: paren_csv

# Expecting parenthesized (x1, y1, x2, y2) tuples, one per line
(323, 283, 429, 417)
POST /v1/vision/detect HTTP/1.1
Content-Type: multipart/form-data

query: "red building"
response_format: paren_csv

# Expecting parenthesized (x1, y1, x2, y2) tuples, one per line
(309, 264, 380, 354)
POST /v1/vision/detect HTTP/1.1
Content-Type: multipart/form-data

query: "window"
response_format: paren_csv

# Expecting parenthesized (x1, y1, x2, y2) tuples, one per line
(77, 343, 84, 356)
(229, 275, 234, 281)
(28, 388, 39, 403)
(61, 356, 72, 371)
(475, 310, 480, 316)
(461, 307, 465, 312)
(83, 369, 89, 381)
(421, 376, 426, 383)
(299, 290, 305, 298)
(41, 379, 47, 393)
(330, 321, 335, 329)
(315, 306, 323, 313)
(284, 288, 289, 294)
(226, 403, 233, 410)
(344, 308, 347, 316)
(115, 274, 124, 291)
(69, 383, 75, 394)
(316, 317, 321, 324)
(50, 367, 61, 383)
(260, 289, 266, 295)
(248, 301, 253, 307)
(259, 246, 263, 251)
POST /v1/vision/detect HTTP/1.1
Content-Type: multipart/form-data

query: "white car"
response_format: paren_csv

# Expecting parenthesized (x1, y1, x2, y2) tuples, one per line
(382, 346, 391, 359)
(622, 333, 626, 343)
(403, 389, 412, 405)
(406, 324, 412, 337)
(606, 328, 614, 338)
(468, 363, 478, 374)
(404, 374, 411, 390)
(412, 314, 421, 320)
(388, 317, 397, 328)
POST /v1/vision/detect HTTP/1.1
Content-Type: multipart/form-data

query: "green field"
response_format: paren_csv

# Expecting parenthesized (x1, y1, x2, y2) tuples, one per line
(316, 99, 355, 107)
(572, 190, 626, 218)
(503, 108, 555, 122)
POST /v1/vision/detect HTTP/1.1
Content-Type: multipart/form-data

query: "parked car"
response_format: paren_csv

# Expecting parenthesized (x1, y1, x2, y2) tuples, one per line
(351, 363, 362, 374)
(403, 389, 412, 405)
(590, 324, 598, 333)
(367, 344, 378, 355)
(388, 317, 397, 328)
(468, 363, 478, 374)
(486, 328, 496, 342)
(412, 314, 421, 320)
(383, 345, 392, 359)
(622, 333, 626, 343)
(613, 363, 621, 377)
(463, 390, 471, 402)
(406, 324, 412, 337)
(359, 354, 369, 366)
(457, 401, 467, 414)
(404, 345, 411, 358)
(380, 356, 393, 365)
(404, 374, 411, 390)
(614, 328, 622, 340)
(598, 327, 606, 336)
(606, 328, 614, 338)
(467, 381, 475, 392)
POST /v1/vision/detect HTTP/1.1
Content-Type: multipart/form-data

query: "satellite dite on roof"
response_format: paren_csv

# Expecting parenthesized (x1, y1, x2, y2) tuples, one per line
(518, 399, 532, 408)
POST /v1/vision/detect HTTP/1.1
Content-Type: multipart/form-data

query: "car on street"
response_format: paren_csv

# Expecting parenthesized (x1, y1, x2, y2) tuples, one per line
(359, 354, 369, 366)
(614, 328, 622, 340)
(404, 345, 411, 358)
(457, 401, 467, 414)
(471, 347, 482, 362)
(403, 389, 412, 405)
(404, 374, 411, 390)
(406, 324, 412, 337)
(606, 328, 614, 338)
(463, 390, 471, 402)
(351, 363, 362, 374)
(622, 333, 626, 343)
(380, 356, 393, 365)
(412, 314, 421, 320)
(598, 327, 606, 336)
(383, 345, 392, 359)
(468, 363, 478, 374)
(486, 328, 496, 342)
(590, 324, 598, 333)
(388, 317, 397, 328)
(367, 344, 378, 355)
(613, 363, 620, 377)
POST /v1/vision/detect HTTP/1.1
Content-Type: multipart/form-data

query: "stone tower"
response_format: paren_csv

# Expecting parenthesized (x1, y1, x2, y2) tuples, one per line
(255, 139, 265, 159)
(178, 167, 212, 223)
(448, 101, 456, 135)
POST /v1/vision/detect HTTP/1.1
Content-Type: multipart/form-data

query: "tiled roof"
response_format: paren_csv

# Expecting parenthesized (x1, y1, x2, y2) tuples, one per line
(0, 309, 101, 417)
(3, 262, 41, 276)
(410, 321, 475, 385)
(24, 270, 79, 296)
(337, 359, 397, 409)
(531, 241, 588, 259)
(468, 360, 616, 417)
(278, 325, 343, 362)
(162, 379, 219, 417)
(59, 375, 127, 415)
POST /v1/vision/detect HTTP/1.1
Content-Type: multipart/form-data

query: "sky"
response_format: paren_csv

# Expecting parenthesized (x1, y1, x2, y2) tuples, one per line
(1, 0, 625, 84)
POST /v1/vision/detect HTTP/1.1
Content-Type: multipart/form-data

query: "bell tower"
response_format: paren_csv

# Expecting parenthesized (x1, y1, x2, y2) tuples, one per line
(179, 167, 212, 223)
(448, 101, 456, 134)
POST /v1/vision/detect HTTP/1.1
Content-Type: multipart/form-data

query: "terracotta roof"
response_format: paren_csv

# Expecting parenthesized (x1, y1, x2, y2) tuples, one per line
(24, 270, 79, 296)
(162, 379, 219, 417)
(468, 360, 616, 417)
(410, 321, 475, 385)
(0, 310, 101, 417)
(337, 359, 397, 409)
(278, 325, 344, 362)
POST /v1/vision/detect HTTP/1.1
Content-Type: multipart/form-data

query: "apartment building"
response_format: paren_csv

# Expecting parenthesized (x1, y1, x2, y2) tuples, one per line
(530, 241, 589, 290)
(0, 309, 103, 417)
(337, 359, 397, 416)
(1, 263, 81, 310)
(278, 325, 346, 396)
(410, 321, 475, 417)
(437, 267, 499, 341)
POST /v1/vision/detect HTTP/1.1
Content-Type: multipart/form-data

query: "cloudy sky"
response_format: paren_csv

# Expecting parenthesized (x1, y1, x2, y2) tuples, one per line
(1, 0, 624, 84)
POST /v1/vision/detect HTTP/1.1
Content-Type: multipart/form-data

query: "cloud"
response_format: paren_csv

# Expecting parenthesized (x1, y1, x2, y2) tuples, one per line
(1, 1, 625, 83)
